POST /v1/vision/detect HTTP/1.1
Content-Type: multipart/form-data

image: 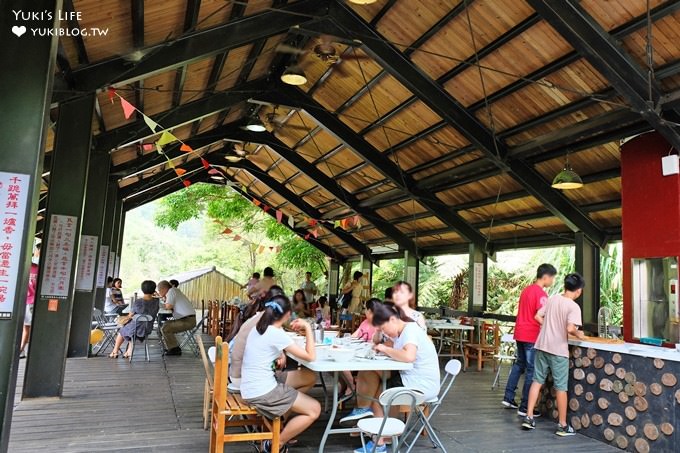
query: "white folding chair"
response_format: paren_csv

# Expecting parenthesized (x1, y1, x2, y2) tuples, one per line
(356, 387, 422, 453)
(127, 314, 154, 362)
(492, 333, 516, 390)
(178, 316, 206, 357)
(402, 360, 462, 453)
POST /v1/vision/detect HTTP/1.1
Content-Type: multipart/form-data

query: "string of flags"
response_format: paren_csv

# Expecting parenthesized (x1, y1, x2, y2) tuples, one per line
(110, 87, 363, 247)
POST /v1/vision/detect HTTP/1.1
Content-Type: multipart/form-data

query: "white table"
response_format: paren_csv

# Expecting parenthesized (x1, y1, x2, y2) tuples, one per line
(288, 346, 412, 453)
(426, 321, 474, 368)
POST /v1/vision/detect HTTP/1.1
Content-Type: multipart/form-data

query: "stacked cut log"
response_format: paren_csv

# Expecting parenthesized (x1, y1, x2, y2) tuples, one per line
(566, 347, 678, 452)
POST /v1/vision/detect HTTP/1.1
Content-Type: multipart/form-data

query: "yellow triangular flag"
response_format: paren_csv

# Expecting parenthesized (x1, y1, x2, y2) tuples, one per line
(155, 143, 164, 154)
(157, 131, 178, 146)
(143, 114, 160, 132)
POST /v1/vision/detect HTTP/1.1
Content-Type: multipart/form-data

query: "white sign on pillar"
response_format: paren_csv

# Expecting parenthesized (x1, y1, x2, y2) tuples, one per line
(473, 262, 484, 307)
(41, 214, 78, 299)
(75, 235, 98, 291)
(0, 172, 30, 319)
(114, 256, 120, 278)
(108, 251, 116, 278)
(95, 245, 109, 288)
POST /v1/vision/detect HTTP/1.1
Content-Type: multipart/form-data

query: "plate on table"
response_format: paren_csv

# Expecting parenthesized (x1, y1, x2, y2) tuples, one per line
(374, 354, 389, 361)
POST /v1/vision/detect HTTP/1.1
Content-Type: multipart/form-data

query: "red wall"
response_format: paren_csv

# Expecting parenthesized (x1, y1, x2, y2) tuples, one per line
(621, 132, 680, 341)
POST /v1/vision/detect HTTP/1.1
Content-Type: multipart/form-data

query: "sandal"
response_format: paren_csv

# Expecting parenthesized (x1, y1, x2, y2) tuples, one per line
(108, 352, 119, 358)
(339, 389, 356, 404)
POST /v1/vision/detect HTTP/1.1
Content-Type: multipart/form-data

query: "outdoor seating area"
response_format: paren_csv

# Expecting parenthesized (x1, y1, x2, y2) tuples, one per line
(5, 0, 680, 452)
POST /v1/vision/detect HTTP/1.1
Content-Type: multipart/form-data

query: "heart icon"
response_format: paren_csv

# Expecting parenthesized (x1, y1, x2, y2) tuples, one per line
(12, 25, 26, 37)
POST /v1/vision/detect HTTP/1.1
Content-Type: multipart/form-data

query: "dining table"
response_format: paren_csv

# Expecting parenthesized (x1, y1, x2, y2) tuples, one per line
(426, 319, 474, 370)
(287, 339, 413, 453)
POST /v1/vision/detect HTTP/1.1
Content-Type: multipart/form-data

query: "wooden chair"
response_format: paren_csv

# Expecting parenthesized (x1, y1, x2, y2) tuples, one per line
(197, 335, 214, 430)
(210, 336, 281, 453)
(464, 322, 500, 372)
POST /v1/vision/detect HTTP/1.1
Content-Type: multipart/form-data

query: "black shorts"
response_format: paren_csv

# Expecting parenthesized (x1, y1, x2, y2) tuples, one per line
(386, 372, 404, 389)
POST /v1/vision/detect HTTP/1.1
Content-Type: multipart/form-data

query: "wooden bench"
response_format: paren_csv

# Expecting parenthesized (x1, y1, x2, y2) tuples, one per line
(209, 336, 281, 453)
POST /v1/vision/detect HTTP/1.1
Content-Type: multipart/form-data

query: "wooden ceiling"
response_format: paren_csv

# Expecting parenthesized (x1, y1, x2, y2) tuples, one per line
(43, 0, 680, 261)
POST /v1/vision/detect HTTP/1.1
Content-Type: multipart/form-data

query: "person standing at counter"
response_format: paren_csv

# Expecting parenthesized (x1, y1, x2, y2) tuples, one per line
(522, 273, 586, 436)
(502, 263, 556, 416)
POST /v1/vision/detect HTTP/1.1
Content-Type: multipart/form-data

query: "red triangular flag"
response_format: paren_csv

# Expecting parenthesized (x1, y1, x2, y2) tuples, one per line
(174, 168, 187, 176)
(120, 97, 136, 119)
(180, 144, 193, 152)
(276, 210, 283, 223)
(233, 235, 241, 241)
(222, 228, 232, 235)
(341, 218, 348, 229)
(108, 87, 116, 103)
(269, 246, 274, 251)
(253, 199, 261, 207)
(208, 168, 220, 175)
(201, 158, 210, 169)
(263, 205, 270, 212)
(304, 234, 310, 240)
(142, 143, 154, 151)
(312, 228, 318, 239)
(182, 180, 191, 188)
(309, 219, 317, 227)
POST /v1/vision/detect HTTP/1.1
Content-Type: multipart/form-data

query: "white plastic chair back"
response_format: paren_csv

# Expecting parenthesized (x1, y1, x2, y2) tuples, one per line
(444, 359, 462, 377)
(379, 387, 423, 408)
(500, 333, 514, 343)
(208, 346, 216, 364)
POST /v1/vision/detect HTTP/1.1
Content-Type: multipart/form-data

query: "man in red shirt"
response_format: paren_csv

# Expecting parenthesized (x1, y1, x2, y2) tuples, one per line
(502, 263, 556, 416)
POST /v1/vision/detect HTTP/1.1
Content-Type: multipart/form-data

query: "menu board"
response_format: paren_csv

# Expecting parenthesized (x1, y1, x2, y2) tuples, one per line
(41, 214, 78, 299)
(75, 235, 97, 291)
(0, 172, 30, 319)
(95, 245, 109, 288)
(108, 251, 116, 278)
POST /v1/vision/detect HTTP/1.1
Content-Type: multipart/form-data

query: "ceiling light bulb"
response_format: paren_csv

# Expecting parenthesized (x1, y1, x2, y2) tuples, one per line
(551, 164, 584, 190)
(348, 0, 378, 4)
(281, 65, 308, 86)
(244, 118, 266, 132)
(224, 154, 243, 163)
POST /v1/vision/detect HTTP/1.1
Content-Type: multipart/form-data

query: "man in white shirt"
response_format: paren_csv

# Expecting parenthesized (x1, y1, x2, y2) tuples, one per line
(158, 280, 196, 356)
(300, 271, 318, 304)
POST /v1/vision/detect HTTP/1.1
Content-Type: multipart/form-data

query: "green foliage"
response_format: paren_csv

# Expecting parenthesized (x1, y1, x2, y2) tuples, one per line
(371, 259, 405, 299)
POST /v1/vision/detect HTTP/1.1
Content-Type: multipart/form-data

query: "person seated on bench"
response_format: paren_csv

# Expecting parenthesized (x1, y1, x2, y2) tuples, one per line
(109, 280, 159, 358)
(158, 280, 195, 356)
(241, 294, 320, 453)
(229, 287, 315, 394)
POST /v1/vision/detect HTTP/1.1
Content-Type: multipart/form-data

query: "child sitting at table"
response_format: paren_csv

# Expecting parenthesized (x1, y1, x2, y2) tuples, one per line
(340, 302, 440, 453)
(241, 294, 321, 453)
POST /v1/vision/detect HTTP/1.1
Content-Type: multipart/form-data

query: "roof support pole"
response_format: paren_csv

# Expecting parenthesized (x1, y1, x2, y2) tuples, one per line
(0, 0, 60, 445)
(575, 232, 601, 333)
(24, 93, 95, 398)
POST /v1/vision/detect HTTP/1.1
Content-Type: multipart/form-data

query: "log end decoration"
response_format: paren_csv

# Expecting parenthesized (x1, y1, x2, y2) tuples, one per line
(675, 389, 680, 404)
(585, 391, 594, 401)
(634, 382, 647, 397)
(573, 368, 585, 380)
(613, 380, 624, 394)
(581, 357, 591, 367)
(615, 367, 626, 380)
(608, 412, 623, 427)
(581, 413, 590, 428)
(626, 425, 637, 437)
(571, 416, 581, 430)
(660, 422, 674, 436)
(572, 347, 582, 358)
(634, 438, 650, 453)
(643, 423, 659, 441)
(592, 414, 604, 426)
(587, 347, 597, 359)
(650, 383, 663, 396)
(551, 409, 558, 420)
(624, 372, 637, 384)
(574, 384, 584, 396)
(587, 372, 597, 384)
(569, 398, 580, 411)
(612, 353, 622, 364)
(604, 363, 616, 375)
(603, 428, 615, 441)
(594, 356, 605, 368)
(624, 383, 635, 397)
(653, 358, 664, 369)
(600, 379, 614, 392)
(598, 397, 610, 410)
(619, 391, 630, 404)
(661, 372, 677, 387)
(574, 357, 583, 368)
(634, 396, 649, 412)
(546, 399, 553, 409)
(615, 435, 628, 450)
(625, 406, 637, 421)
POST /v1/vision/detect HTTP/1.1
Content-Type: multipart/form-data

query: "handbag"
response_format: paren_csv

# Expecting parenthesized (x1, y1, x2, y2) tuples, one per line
(116, 314, 132, 326)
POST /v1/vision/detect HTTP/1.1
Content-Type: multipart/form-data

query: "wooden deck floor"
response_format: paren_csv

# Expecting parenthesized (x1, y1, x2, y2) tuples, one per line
(8, 337, 617, 453)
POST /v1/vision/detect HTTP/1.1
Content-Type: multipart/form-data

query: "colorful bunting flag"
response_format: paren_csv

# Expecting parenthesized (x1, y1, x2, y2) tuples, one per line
(208, 168, 221, 175)
(288, 216, 295, 229)
(334, 220, 341, 228)
(156, 131, 178, 146)
(108, 87, 116, 103)
(353, 215, 360, 227)
(242, 184, 247, 193)
(222, 228, 232, 234)
(201, 158, 210, 169)
(258, 245, 265, 254)
(304, 234, 310, 240)
(233, 235, 241, 241)
(142, 143, 154, 151)
(341, 218, 349, 229)
(312, 228, 318, 239)
(309, 219, 317, 227)
(174, 168, 186, 176)
(143, 114, 160, 132)
(120, 97, 136, 119)
(182, 180, 191, 188)
(155, 143, 164, 155)
(263, 205, 270, 213)
(276, 210, 283, 223)
(180, 144, 193, 152)
(253, 199, 261, 207)
(269, 246, 274, 251)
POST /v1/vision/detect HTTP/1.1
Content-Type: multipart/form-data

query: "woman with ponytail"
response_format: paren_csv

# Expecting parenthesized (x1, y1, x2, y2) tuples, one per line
(241, 295, 320, 453)
(341, 302, 440, 453)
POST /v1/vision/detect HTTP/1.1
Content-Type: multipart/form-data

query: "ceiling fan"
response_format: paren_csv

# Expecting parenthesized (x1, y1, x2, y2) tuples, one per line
(275, 34, 369, 77)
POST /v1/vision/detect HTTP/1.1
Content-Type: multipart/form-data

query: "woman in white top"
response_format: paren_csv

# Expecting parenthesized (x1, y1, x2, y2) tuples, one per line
(341, 302, 441, 453)
(392, 281, 426, 330)
(341, 271, 364, 313)
(241, 295, 320, 453)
